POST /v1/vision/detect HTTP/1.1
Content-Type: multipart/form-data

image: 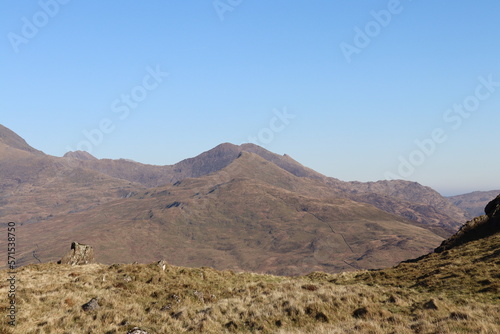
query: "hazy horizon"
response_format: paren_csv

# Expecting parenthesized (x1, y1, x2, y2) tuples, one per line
(1, 1, 499, 196)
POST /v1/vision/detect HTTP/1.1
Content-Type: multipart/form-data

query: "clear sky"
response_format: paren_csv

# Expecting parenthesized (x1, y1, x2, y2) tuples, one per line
(1, 1, 499, 196)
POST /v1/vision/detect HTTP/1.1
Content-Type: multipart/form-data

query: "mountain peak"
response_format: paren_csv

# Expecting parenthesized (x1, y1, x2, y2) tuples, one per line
(0, 124, 44, 155)
(63, 150, 98, 161)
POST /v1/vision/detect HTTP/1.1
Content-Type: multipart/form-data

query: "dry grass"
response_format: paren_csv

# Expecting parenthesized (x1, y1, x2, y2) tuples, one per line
(0, 228, 498, 333)
(0, 233, 499, 334)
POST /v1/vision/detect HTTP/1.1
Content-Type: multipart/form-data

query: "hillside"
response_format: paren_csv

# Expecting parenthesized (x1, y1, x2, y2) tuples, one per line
(449, 190, 500, 218)
(12, 152, 444, 274)
(0, 124, 469, 274)
(342, 180, 469, 234)
(0, 137, 143, 227)
(62, 142, 468, 234)
(0, 195, 498, 333)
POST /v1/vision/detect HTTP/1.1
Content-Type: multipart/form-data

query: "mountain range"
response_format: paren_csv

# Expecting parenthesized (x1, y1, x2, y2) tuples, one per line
(0, 124, 487, 274)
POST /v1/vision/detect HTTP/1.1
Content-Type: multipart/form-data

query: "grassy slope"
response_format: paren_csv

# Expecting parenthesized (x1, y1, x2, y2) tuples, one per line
(0, 232, 498, 334)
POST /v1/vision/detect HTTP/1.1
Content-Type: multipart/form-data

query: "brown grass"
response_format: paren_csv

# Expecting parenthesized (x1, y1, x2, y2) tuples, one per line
(0, 233, 499, 334)
(0, 226, 498, 333)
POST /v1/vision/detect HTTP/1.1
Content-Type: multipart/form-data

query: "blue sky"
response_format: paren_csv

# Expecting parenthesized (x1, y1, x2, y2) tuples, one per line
(1, 0, 499, 196)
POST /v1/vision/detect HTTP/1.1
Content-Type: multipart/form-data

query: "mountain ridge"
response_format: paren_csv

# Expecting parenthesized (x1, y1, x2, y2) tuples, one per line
(0, 124, 44, 155)
(0, 124, 472, 274)
(58, 140, 468, 233)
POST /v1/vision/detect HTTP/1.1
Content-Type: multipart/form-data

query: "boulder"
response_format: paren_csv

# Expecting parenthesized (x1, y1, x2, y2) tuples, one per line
(81, 298, 99, 312)
(58, 242, 95, 265)
(156, 260, 167, 271)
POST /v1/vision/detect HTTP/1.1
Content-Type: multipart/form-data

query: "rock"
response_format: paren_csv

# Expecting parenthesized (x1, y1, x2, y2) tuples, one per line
(314, 311, 329, 323)
(58, 242, 95, 265)
(160, 304, 172, 311)
(170, 311, 183, 320)
(81, 298, 99, 312)
(435, 194, 500, 253)
(485, 195, 500, 216)
(423, 299, 439, 310)
(224, 321, 238, 330)
(352, 307, 371, 318)
(156, 260, 167, 271)
(194, 290, 204, 302)
(127, 328, 149, 334)
(386, 295, 400, 304)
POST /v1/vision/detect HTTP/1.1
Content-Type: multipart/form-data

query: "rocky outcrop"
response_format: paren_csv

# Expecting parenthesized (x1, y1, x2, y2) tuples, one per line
(435, 194, 500, 253)
(58, 242, 95, 265)
(484, 195, 500, 216)
(156, 260, 167, 271)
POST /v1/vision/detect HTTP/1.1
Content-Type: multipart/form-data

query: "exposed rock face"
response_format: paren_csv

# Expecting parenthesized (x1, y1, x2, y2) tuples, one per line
(58, 242, 95, 265)
(435, 194, 500, 253)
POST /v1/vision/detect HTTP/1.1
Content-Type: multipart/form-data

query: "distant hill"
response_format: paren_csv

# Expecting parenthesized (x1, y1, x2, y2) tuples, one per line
(0, 126, 144, 226)
(61, 142, 327, 188)
(62, 143, 467, 235)
(0, 124, 470, 274)
(449, 190, 500, 218)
